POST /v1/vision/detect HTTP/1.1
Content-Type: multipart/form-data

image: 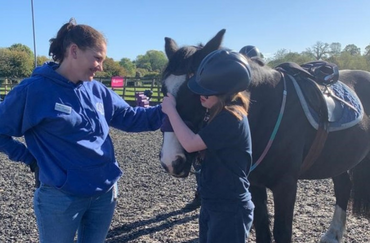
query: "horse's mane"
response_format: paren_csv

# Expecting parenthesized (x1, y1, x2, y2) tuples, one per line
(248, 58, 280, 87)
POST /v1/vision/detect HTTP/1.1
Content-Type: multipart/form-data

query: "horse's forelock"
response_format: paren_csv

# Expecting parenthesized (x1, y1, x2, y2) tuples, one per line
(162, 45, 202, 96)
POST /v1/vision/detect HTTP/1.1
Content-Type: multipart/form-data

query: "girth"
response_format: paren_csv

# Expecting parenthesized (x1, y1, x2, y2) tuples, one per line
(288, 74, 363, 174)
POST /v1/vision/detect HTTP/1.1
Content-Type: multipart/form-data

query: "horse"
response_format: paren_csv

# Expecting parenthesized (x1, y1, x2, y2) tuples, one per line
(159, 29, 370, 243)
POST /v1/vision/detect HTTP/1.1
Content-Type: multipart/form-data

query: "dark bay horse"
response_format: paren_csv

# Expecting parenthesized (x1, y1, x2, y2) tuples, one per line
(159, 29, 370, 243)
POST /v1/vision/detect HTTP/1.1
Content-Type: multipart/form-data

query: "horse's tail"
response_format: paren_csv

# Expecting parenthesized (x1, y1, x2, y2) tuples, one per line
(350, 157, 370, 218)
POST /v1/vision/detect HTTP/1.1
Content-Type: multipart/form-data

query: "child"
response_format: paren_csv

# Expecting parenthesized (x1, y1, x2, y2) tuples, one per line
(162, 49, 254, 243)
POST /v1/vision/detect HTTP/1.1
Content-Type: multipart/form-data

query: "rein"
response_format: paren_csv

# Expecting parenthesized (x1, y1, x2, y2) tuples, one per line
(250, 73, 287, 172)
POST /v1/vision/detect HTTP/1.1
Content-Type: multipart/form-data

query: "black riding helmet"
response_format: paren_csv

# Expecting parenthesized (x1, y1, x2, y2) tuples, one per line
(239, 45, 262, 59)
(188, 49, 251, 96)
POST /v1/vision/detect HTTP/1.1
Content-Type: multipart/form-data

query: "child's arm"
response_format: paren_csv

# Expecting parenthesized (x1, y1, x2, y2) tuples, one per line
(162, 93, 206, 153)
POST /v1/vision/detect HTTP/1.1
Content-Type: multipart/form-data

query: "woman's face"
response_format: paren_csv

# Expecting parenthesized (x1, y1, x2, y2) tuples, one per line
(76, 43, 106, 81)
(200, 95, 218, 109)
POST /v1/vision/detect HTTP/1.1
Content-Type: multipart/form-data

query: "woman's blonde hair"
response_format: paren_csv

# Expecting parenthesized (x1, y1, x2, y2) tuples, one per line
(208, 91, 250, 122)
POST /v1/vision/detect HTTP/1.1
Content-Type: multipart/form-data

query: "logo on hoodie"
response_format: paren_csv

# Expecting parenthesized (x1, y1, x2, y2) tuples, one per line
(96, 102, 105, 115)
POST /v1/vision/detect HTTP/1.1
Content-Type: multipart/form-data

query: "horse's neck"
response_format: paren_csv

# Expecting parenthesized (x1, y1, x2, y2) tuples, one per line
(251, 65, 281, 87)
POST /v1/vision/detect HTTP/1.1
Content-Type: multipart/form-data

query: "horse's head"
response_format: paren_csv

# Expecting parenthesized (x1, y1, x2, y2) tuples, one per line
(160, 29, 225, 177)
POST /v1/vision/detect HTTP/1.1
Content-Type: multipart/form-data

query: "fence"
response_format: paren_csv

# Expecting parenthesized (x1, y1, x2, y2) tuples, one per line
(0, 77, 164, 106)
(0, 79, 17, 101)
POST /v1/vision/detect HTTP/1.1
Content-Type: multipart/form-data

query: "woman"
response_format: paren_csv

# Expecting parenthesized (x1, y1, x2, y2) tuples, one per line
(0, 18, 164, 243)
(162, 49, 254, 243)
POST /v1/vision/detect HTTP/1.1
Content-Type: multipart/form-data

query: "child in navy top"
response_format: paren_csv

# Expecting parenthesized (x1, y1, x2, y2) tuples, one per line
(162, 49, 254, 243)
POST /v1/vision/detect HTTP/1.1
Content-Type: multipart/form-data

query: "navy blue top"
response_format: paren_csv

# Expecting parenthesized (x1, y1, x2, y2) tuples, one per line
(198, 109, 252, 205)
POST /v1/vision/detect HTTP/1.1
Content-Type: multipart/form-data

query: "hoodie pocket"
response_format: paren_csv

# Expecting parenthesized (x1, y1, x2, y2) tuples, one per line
(58, 161, 122, 197)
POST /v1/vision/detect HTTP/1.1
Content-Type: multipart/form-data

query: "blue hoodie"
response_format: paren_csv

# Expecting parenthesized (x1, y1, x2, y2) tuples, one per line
(0, 62, 164, 197)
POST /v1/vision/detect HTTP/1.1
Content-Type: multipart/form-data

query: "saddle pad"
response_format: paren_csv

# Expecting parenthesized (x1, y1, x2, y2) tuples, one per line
(291, 76, 363, 132)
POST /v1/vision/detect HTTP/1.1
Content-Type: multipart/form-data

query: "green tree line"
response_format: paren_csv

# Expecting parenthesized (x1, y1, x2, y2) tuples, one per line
(0, 44, 168, 80)
(1, 41, 370, 81)
(266, 41, 370, 71)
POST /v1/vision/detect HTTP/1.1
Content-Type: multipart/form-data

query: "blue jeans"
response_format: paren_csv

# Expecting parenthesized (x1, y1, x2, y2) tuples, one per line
(199, 200, 254, 243)
(33, 184, 117, 243)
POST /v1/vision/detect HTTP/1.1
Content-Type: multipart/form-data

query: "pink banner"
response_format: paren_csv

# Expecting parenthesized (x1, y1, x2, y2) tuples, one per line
(111, 76, 125, 88)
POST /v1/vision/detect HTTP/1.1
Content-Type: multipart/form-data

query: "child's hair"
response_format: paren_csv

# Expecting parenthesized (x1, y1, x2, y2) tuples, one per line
(49, 18, 106, 63)
(208, 91, 250, 122)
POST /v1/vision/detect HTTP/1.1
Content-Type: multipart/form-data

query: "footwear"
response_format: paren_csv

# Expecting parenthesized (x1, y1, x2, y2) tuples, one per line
(184, 192, 201, 210)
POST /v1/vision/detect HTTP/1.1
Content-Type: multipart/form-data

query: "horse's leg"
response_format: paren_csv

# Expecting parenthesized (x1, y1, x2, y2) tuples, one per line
(271, 176, 298, 243)
(320, 173, 351, 243)
(250, 185, 272, 243)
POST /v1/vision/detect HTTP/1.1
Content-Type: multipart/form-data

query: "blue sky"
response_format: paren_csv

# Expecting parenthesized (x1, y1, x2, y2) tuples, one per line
(1, 0, 369, 61)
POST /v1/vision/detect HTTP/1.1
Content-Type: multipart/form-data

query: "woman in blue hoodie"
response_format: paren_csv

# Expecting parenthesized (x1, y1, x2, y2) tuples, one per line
(0, 18, 164, 243)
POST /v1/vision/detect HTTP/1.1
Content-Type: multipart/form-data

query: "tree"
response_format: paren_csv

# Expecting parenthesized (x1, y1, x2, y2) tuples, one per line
(97, 57, 126, 78)
(119, 58, 136, 77)
(330, 52, 367, 70)
(273, 49, 289, 60)
(364, 44, 370, 70)
(6, 44, 34, 77)
(342, 44, 361, 56)
(135, 50, 167, 74)
(0, 48, 13, 77)
(8, 43, 33, 58)
(306, 41, 330, 60)
(37, 56, 51, 66)
(329, 42, 342, 56)
(267, 50, 314, 67)
(364, 44, 370, 56)
(0, 47, 33, 78)
(8, 50, 34, 77)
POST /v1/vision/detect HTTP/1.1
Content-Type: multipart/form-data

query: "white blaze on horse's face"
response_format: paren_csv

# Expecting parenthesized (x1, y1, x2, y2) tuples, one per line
(161, 132, 186, 173)
(160, 74, 188, 175)
(163, 74, 187, 98)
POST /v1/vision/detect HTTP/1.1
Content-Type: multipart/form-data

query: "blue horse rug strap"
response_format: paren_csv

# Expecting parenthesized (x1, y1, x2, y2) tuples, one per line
(291, 76, 364, 132)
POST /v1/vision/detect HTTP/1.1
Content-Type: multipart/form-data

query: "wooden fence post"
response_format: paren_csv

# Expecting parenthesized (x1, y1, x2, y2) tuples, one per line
(157, 79, 161, 102)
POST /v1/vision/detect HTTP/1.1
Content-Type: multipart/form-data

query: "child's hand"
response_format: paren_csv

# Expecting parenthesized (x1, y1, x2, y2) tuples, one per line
(161, 93, 177, 115)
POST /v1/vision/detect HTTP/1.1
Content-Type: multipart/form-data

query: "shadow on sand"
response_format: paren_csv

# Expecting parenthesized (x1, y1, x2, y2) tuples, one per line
(106, 208, 199, 242)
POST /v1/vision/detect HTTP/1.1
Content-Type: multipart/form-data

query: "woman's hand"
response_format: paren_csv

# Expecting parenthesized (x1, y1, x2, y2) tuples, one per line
(161, 93, 177, 115)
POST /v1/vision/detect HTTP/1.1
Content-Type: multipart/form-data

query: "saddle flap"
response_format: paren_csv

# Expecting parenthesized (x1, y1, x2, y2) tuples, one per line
(291, 76, 363, 132)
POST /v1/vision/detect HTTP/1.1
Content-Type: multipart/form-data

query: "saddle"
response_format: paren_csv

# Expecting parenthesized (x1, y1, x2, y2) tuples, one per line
(276, 61, 364, 174)
(276, 61, 363, 132)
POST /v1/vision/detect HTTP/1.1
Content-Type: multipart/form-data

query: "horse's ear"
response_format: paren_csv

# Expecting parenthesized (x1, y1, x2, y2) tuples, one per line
(194, 29, 226, 67)
(164, 37, 178, 60)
